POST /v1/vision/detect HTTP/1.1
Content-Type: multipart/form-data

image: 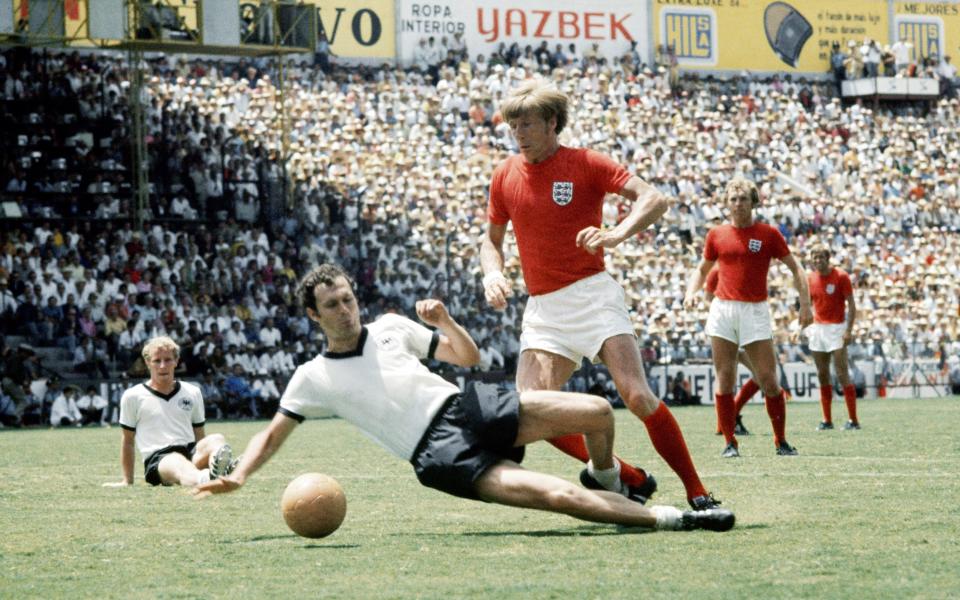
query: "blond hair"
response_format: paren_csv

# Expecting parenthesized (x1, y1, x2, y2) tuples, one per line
(724, 177, 760, 206)
(141, 336, 180, 362)
(809, 242, 832, 258)
(500, 79, 569, 134)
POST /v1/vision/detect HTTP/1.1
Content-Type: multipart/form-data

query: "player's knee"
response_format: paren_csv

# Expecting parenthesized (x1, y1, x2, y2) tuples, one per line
(585, 394, 613, 419)
(622, 388, 657, 415)
(756, 376, 779, 396)
(204, 433, 226, 447)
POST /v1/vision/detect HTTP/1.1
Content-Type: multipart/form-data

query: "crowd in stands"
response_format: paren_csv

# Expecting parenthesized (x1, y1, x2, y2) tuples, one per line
(1, 37, 959, 424)
(828, 37, 958, 97)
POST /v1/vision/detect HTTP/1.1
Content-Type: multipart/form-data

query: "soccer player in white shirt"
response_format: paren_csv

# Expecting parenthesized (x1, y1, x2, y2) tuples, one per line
(195, 264, 734, 532)
(103, 336, 237, 488)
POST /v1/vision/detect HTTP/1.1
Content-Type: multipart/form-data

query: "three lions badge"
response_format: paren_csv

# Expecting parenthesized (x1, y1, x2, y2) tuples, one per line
(748, 239, 762, 253)
(552, 181, 573, 206)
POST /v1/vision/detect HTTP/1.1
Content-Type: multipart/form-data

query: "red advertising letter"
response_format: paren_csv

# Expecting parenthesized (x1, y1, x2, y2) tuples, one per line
(477, 8, 499, 42)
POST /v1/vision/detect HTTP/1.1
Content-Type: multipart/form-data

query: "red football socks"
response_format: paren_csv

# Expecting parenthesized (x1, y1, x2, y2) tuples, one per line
(765, 390, 787, 446)
(843, 384, 858, 424)
(734, 378, 760, 414)
(643, 402, 708, 499)
(715, 393, 737, 445)
(547, 434, 649, 487)
(819, 386, 833, 424)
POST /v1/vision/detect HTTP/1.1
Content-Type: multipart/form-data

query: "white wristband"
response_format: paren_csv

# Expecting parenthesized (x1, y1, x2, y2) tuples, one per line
(482, 271, 507, 287)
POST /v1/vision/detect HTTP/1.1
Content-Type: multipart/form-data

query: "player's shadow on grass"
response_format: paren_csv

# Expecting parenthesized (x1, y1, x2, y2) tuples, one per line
(231, 534, 360, 548)
(423, 525, 653, 538)
(454, 523, 766, 537)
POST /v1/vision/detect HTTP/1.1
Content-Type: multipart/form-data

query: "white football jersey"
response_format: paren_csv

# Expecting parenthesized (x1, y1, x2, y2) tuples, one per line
(119, 381, 205, 460)
(279, 313, 458, 460)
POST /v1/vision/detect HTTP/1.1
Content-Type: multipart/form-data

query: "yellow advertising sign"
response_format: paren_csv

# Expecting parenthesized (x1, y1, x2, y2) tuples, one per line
(654, 0, 890, 72)
(298, 0, 395, 58)
(893, 1, 960, 62)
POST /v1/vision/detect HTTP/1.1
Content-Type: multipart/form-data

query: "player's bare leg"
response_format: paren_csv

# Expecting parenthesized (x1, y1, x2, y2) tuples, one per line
(712, 336, 741, 454)
(743, 339, 796, 455)
(513, 389, 616, 471)
(158, 453, 208, 486)
(517, 348, 654, 497)
(474, 462, 734, 531)
(192, 433, 227, 468)
(812, 351, 835, 428)
(601, 335, 712, 505)
(832, 347, 859, 428)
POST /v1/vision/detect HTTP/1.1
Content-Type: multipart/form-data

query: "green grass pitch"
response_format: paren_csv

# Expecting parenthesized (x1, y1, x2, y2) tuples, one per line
(2, 398, 958, 599)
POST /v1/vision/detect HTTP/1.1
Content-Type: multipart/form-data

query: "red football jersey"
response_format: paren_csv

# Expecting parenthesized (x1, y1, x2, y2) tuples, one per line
(488, 146, 631, 295)
(808, 267, 852, 324)
(703, 223, 789, 302)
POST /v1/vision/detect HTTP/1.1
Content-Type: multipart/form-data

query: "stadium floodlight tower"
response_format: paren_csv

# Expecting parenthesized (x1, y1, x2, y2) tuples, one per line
(1, 0, 315, 226)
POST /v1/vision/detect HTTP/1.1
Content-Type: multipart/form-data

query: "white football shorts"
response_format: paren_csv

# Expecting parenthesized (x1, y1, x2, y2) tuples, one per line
(521, 271, 635, 365)
(804, 322, 846, 353)
(705, 298, 773, 347)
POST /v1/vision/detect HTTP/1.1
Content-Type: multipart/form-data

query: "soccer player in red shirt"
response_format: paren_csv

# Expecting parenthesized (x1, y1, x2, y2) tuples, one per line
(683, 178, 813, 458)
(481, 79, 720, 511)
(805, 244, 860, 430)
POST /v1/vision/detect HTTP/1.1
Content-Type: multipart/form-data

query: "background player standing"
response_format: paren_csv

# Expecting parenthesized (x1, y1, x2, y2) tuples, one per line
(683, 179, 813, 458)
(805, 244, 860, 430)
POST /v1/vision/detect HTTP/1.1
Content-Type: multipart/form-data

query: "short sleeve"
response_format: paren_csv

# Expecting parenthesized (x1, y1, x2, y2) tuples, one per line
(703, 228, 718, 261)
(118, 389, 137, 430)
(191, 385, 205, 425)
(487, 166, 510, 225)
(278, 366, 319, 420)
(584, 149, 631, 194)
(840, 272, 853, 297)
(769, 227, 790, 259)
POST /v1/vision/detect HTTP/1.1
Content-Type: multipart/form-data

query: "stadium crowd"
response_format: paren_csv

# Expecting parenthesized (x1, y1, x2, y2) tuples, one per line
(1, 38, 959, 425)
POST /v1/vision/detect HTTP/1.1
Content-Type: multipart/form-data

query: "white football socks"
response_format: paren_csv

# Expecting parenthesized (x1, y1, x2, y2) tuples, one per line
(197, 468, 211, 485)
(650, 505, 683, 530)
(587, 460, 626, 495)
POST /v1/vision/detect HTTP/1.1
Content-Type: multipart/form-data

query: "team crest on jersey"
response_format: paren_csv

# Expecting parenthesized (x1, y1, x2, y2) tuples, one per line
(376, 335, 399, 351)
(177, 397, 193, 411)
(552, 181, 573, 206)
(748, 239, 762, 253)
(826, 284, 836, 294)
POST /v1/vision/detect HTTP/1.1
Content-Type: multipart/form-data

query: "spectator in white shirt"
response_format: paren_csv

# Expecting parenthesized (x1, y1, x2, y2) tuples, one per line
(258, 316, 282, 348)
(224, 319, 248, 349)
(50, 386, 82, 427)
(76, 385, 109, 426)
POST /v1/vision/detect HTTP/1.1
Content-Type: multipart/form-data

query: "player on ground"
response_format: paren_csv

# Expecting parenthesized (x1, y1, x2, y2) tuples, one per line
(194, 264, 735, 532)
(481, 79, 718, 510)
(103, 336, 237, 487)
(683, 178, 813, 458)
(805, 244, 860, 430)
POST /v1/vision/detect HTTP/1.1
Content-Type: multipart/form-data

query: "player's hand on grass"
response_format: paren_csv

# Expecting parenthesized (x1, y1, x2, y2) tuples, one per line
(482, 272, 511, 310)
(102, 481, 131, 488)
(416, 299, 450, 327)
(576, 226, 620, 254)
(192, 475, 242, 499)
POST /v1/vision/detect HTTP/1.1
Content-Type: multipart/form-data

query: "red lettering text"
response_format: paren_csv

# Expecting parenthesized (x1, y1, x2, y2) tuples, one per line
(505, 9, 527, 38)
